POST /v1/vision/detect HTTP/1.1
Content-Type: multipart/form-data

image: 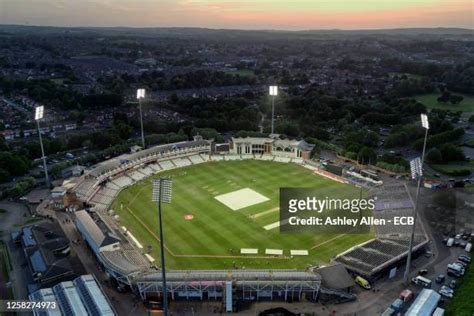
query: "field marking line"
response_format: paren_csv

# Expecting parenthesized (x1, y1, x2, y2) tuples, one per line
(123, 206, 292, 260)
(124, 206, 176, 256)
(127, 183, 150, 206)
(310, 234, 347, 250)
(172, 254, 290, 260)
(250, 207, 279, 219)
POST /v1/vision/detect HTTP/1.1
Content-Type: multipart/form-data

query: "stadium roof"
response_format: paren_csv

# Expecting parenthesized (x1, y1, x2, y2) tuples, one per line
(100, 249, 149, 275)
(317, 264, 355, 290)
(75, 210, 120, 250)
(139, 270, 321, 282)
(88, 139, 211, 177)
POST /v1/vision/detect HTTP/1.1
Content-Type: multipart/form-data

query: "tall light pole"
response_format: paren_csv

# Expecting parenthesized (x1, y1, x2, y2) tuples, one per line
(35, 106, 49, 187)
(269, 86, 278, 135)
(152, 177, 172, 316)
(136, 88, 146, 149)
(403, 113, 429, 284)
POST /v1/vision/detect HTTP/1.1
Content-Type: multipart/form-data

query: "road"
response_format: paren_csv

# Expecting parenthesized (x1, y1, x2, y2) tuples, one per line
(0, 201, 32, 300)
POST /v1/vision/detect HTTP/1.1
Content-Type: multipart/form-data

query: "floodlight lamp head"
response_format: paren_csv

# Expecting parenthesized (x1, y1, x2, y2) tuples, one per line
(269, 86, 278, 96)
(420, 113, 429, 129)
(152, 178, 173, 203)
(137, 89, 146, 99)
(410, 157, 423, 179)
(35, 106, 44, 120)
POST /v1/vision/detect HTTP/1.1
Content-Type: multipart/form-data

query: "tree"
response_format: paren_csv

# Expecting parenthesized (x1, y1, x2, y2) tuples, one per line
(0, 168, 11, 183)
(425, 148, 442, 164)
(358, 147, 377, 165)
(439, 144, 465, 162)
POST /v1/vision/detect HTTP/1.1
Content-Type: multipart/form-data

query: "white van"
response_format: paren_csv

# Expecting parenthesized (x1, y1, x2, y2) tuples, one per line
(465, 243, 472, 252)
(446, 238, 454, 247)
(411, 275, 432, 288)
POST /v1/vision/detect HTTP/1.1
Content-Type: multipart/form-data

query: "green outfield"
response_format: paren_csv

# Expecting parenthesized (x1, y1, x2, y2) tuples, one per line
(112, 160, 373, 270)
(415, 93, 474, 113)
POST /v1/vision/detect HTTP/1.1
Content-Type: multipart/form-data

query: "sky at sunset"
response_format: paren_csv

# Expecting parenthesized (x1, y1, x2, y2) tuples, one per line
(1, 0, 472, 30)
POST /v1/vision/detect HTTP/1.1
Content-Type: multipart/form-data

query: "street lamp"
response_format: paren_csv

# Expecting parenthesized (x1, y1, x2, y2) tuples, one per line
(152, 177, 172, 316)
(403, 113, 429, 284)
(269, 86, 278, 135)
(35, 106, 49, 187)
(137, 88, 146, 149)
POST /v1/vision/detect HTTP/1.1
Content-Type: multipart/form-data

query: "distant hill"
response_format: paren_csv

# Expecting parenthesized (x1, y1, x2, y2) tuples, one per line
(0, 24, 472, 40)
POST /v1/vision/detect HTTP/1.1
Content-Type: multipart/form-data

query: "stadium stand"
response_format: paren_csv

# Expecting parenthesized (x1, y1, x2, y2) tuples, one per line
(148, 163, 162, 172)
(141, 166, 155, 176)
(257, 154, 275, 161)
(112, 176, 134, 189)
(274, 156, 291, 163)
(225, 154, 242, 161)
(74, 177, 97, 199)
(158, 160, 175, 170)
(199, 153, 210, 161)
(188, 154, 205, 164)
(128, 170, 145, 182)
(291, 158, 304, 164)
(333, 184, 429, 280)
(171, 157, 192, 167)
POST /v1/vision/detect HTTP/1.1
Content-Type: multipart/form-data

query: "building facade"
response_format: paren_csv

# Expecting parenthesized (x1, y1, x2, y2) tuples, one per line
(229, 137, 314, 160)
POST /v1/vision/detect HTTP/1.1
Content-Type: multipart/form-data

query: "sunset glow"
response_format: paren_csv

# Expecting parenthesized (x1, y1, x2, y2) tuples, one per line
(1, 0, 472, 29)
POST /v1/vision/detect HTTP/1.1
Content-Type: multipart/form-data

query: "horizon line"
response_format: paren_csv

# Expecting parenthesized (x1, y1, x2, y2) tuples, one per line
(1, 23, 473, 33)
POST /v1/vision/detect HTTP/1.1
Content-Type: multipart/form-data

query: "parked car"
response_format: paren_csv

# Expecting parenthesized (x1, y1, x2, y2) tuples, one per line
(418, 269, 428, 276)
(439, 290, 453, 298)
(439, 286, 454, 298)
(458, 255, 471, 264)
(435, 274, 445, 284)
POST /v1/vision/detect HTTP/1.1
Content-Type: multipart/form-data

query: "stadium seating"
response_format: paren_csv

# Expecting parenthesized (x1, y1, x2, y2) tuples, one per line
(291, 158, 304, 164)
(225, 155, 242, 161)
(172, 157, 192, 167)
(148, 163, 162, 172)
(129, 170, 147, 182)
(75, 178, 97, 198)
(141, 166, 155, 176)
(159, 160, 176, 170)
(112, 176, 134, 188)
(241, 154, 254, 160)
(199, 154, 210, 162)
(188, 154, 205, 164)
(274, 157, 291, 163)
(257, 155, 275, 161)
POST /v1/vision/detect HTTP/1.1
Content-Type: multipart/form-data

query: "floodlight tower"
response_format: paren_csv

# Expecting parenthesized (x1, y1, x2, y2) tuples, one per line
(152, 177, 173, 316)
(136, 89, 146, 148)
(35, 106, 49, 187)
(269, 86, 278, 135)
(403, 113, 429, 284)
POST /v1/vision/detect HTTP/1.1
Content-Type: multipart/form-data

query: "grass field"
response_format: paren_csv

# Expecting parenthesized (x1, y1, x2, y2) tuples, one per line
(430, 161, 474, 176)
(446, 266, 474, 316)
(112, 160, 373, 270)
(415, 93, 474, 113)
